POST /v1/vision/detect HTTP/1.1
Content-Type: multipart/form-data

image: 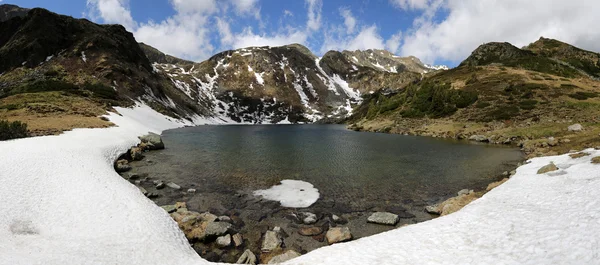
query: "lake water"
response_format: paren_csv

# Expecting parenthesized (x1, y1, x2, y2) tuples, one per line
(129, 124, 523, 261)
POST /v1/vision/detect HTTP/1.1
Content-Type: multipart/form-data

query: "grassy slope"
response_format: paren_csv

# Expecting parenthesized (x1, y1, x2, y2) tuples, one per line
(349, 39, 600, 158)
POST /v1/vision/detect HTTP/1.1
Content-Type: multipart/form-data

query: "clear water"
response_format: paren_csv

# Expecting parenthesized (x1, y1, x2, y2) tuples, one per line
(135, 124, 523, 213)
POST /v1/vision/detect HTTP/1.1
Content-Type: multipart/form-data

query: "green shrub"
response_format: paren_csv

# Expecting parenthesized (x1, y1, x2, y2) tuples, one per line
(17, 80, 79, 94)
(0, 104, 20, 110)
(82, 82, 118, 100)
(0, 120, 28, 140)
(487, 105, 520, 121)
(519, 99, 538, 110)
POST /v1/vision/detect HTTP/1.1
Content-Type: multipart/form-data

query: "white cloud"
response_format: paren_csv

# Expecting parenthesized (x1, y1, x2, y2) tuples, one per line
(399, 0, 600, 64)
(385, 31, 403, 53)
(169, 0, 217, 15)
(215, 17, 234, 46)
(283, 10, 294, 17)
(229, 27, 308, 49)
(306, 0, 322, 31)
(389, 0, 435, 10)
(346, 26, 385, 51)
(230, 0, 261, 19)
(85, 0, 136, 30)
(321, 25, 386, 53)
(339, 8, 356, 34)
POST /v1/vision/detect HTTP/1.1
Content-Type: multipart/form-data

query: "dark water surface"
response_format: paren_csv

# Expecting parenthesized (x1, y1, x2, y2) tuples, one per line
(130, 124, 523, 261)
(140, 124, 522, 210)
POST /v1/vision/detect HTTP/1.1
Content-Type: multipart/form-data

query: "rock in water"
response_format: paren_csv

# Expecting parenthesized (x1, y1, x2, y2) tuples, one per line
(298, 212, 318, 225)
(298, 226, 323, 236)
(139, 132, 165, 150)
(261, 230, 281, 252)
(115, 159, 131, 173)
(166, 182, 181, 189)
(469, 135, 489, 142)
(232, 233, 243, 247)
(326, 227, 352, 244)
(130, 147, 143, 161)
(236, 249, 257, 264)
(216, 234, 231, 247)
(568, 124, 583, 132)
(367, 212, 399, 226)
(205, 222, 231, 238)
(537, 163, 559, 174)
(267, 250, 301, 264)
(155, 182, 165, 189)
(425, 205, 441, 215)
(160, 205, 177, 213)
(187, 188, 196, 193)
(457, 189, 473, 196)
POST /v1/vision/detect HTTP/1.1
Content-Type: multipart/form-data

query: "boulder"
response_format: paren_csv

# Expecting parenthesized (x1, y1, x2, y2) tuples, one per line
(298, 212, 318, 225)
(425, 205, 441, 215)
(298, 226, 323, 236)
(175, 202, 187, 209)
(205, 222, 232, 238)
(367, 212, 399, 226)
(232, 233, 244, 247)
(537, 163, 559, 174)
(568, 124, 583, 132)
(267, 250, 301, 264)
(261, 230, 281, 252)
(457, 189, 473, 196)
(469, 135, 489, 142)
(592, 156, 600, 164)
(130, 147, 143, 161)
(155, 182, 165, 189)
(166, 182, 181, 190)
(326, 227, 352, 244)
(146, 192, 159, 198)
(569, 152, 590, 159)
(160, 205, 177, 213)
(198, 212, 218, 223)
(217, 216, 232, 222)
(236, 249, 257, 264)
(216, 234, 231, 247)
(115, 159, 131, 173)
(139, 132, 165, 150)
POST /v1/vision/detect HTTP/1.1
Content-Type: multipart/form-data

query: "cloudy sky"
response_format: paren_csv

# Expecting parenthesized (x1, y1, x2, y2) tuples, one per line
(9, 0, 600, 66)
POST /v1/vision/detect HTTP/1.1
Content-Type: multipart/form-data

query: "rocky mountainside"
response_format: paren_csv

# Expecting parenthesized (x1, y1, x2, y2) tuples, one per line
(149, 44, 433, 123)
(0, 5, 203, 134)
(350, 37, 600, 157)
(0, 4, 446, 134)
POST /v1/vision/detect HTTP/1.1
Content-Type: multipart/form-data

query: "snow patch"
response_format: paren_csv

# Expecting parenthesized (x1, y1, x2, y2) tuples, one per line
(81, 52, 87, 63)
(253, 180, 320, 208)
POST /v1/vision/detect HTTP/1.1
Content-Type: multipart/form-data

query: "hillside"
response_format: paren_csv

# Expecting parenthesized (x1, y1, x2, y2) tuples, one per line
(349, 38, 600, 157)
(0, 5, 204, 135)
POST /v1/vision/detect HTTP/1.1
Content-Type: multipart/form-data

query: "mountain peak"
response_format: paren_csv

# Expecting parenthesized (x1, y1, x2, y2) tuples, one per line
(0, 4, 30, 22)
(459, 42, 533, 67)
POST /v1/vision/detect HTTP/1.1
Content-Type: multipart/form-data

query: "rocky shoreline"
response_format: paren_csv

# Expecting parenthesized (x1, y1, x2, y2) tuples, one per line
(113, 131, 525, 264)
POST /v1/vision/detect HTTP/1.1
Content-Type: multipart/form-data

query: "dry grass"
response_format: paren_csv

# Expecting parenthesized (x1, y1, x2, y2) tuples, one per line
(0, 91, 113, 136)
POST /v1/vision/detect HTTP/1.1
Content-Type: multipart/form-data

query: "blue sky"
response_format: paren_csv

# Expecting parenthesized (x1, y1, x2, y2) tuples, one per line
(5, 0, 600, 66)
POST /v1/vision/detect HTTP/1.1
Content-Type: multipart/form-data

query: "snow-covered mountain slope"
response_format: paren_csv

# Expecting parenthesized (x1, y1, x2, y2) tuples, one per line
(342, 49, 448, 74)
(151, 44, 426, 124)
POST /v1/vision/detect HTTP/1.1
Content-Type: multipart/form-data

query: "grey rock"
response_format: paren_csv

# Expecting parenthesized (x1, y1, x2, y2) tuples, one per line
(146, 192, 159, 198)
(216, 234, 231, 247)
(155, 182, 165, 189)
(198, 212, 218, 223)
(138, 186, 148, 196)
(115, 160, 131, 173)
(187, 188, 197, 193)
(232, 233, 244, 247)
(267, 250, 301, 264)
(139, 132, 165, 150)
(469, 135, 489, 142)
(537, 163, 559, 174)
(298, 212, 318, 225)
(160, 205, 177, 213)
(261, 230, 281, 252)
(367, 212, 399, 226)
(326, 227, 352, 244)
(205, 221, 231, 238)
(166, 182, 181, 190)
(130, 147, 143, 161)
(457, 189, 473, 196)
(236, 249, 257, 264)
(568, 124, 583, 132)
(217, 216, 232, 222)
(425, 205, 441, 214)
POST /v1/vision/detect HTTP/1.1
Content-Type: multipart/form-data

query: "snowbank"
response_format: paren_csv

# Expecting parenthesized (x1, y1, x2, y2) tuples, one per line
(1, 102, 599, 264)
(253, 180, 320, 208)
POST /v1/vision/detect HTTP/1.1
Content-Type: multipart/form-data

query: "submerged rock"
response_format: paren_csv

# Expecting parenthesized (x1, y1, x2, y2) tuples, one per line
(367, 212, 399, 226)
(236, 249, 257, 264)
(425, 205, 441, 215)
(469, 135, 489, 142)
(187, 188, 197, 193)
(267, 250, 301, 264)
(216, 234, 231, 247)
(457, 189, 473, 196)
(326, 227, 352, 244)
(261, 230, 281, 252)
(155, 182, 165, 189)
(298, 226, 323, 236)
(537, 163, 559, 174)
(160, 205, 177, 213)
(166, 182, 181, 190)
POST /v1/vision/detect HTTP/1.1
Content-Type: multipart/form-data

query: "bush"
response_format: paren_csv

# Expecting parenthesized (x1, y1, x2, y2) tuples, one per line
(487, 105, 520, 121)
(519, 99, 538, 110)
(0, 120, 28, 140)
(476, 101, 491, 108)
(82, 82, 118, 100)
